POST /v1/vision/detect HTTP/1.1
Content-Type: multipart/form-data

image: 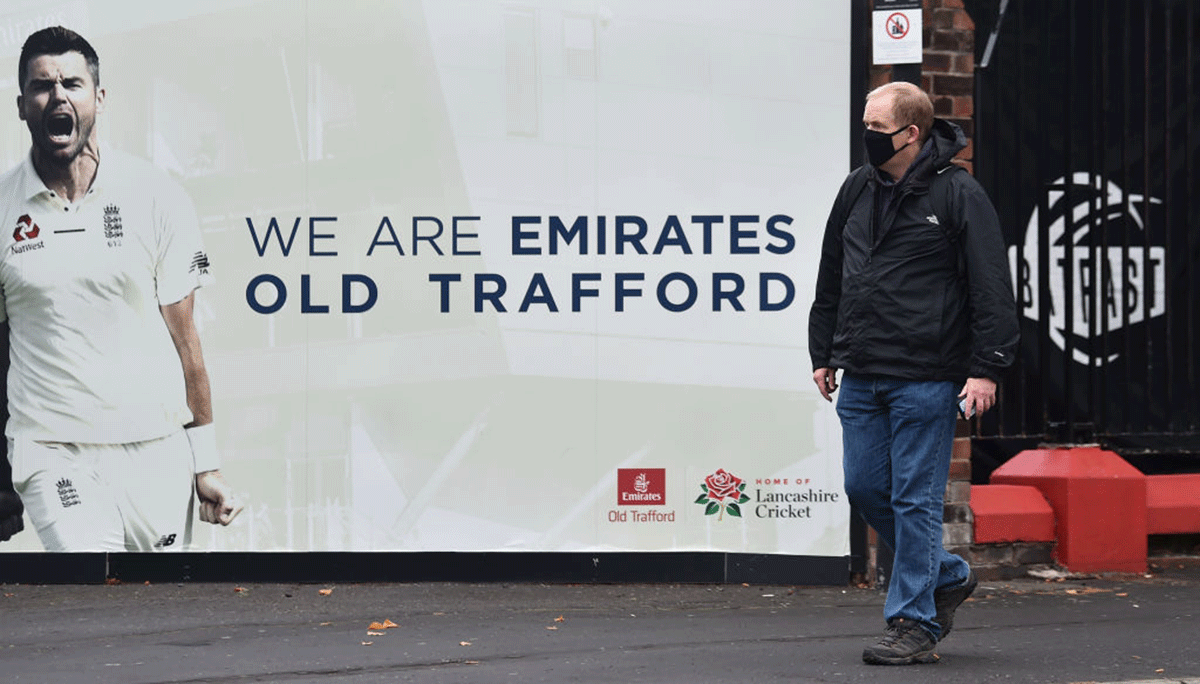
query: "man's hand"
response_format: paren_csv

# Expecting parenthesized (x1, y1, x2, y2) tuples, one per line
(958, 377, 998, 418)
(195, 470, 243, 526)
(0, 490, 23, 542)
(813, 368, 838, 402)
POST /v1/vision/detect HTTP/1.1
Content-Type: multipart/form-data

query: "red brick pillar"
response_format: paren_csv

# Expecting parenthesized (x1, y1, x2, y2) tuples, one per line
(926, 0, 979, 558)
(924, 0, 976, 172)
(943, 421, 975, 555)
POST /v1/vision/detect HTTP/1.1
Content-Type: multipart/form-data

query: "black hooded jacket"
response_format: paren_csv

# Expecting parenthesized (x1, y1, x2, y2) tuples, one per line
(808, 118, 1019, 383)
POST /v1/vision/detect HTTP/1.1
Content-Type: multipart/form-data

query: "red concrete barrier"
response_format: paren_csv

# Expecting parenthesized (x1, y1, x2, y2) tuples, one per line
(989, 447, 1147, 573)
(970, 484, 1056, 544)
(1146, 473, 1200, 535)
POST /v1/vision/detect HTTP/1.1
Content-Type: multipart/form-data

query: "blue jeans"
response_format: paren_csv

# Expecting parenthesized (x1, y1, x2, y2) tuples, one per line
(837, 373, 971, 638)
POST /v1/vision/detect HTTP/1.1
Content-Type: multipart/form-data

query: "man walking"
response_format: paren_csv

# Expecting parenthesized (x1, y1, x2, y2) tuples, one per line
(0, 26, 242, 551)
(809, 81, 1018, 664)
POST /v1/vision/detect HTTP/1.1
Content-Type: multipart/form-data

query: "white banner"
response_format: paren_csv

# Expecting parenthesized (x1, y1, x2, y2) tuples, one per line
(0, 0, 851, 556)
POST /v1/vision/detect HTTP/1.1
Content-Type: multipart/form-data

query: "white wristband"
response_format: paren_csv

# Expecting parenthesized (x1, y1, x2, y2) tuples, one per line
(185, 424, 221, 474)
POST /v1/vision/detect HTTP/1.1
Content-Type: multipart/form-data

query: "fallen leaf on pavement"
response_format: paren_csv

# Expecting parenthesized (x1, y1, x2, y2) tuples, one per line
(234, 587, 247, 593)
(318, 588, 333, 596)
(554, 616, 565, 622)
(368, 619, 398, 630)
(460, 641, 472, 646)
(361, 641, 373, 646)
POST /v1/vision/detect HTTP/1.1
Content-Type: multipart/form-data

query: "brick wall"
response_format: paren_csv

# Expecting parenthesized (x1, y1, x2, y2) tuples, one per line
(869, 0, 977, 172)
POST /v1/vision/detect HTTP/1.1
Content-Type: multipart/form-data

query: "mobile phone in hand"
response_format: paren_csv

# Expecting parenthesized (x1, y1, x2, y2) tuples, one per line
(958, 398, 975, 418)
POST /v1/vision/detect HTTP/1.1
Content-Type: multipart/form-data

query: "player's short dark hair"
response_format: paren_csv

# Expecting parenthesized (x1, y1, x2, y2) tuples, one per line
(18, 26, 100, 93)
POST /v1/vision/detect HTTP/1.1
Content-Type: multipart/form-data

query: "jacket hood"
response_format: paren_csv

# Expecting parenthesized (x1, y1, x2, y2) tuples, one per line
(927, 117, 968, 168)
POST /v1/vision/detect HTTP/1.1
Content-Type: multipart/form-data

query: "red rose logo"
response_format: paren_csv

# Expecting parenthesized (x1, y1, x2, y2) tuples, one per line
(705, 469, 742, 502)
(695, 468, 750, 519)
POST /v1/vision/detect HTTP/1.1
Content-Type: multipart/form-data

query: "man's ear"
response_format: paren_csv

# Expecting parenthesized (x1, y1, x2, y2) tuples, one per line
(16, 95, 24, 122)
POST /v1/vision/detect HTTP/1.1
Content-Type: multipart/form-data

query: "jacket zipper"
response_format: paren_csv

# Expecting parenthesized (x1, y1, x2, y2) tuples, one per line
(871, 183, 919, 265)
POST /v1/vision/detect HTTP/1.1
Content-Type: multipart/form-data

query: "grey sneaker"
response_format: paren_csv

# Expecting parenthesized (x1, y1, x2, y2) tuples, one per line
(933, 569, 978, 641)
(862, 618, 939, 665)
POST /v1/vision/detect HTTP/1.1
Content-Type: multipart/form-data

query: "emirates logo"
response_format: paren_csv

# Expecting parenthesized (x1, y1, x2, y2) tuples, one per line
(617, 468, 665, 506)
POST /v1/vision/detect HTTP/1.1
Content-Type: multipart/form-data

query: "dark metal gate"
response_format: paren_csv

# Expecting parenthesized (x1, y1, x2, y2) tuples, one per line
(969, 0, 1199, 471)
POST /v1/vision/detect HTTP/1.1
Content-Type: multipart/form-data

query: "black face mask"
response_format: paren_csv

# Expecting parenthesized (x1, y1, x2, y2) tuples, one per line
(863, 126, 911, 168)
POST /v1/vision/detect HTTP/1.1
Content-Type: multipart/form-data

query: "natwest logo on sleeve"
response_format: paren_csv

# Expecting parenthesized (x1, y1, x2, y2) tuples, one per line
(617, 468, 666, 506)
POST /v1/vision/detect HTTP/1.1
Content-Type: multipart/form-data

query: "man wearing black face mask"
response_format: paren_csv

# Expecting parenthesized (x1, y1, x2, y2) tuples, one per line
(808, 82, 1018, 665)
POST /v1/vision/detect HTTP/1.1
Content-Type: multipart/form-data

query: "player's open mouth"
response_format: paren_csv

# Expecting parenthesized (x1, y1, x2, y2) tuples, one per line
(46, 113, 74, 142)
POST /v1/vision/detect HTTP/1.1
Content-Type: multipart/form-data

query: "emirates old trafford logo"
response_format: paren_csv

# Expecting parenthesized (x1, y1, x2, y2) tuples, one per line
(617, 468, 665, 505)
(695, 468, 749, 519)
(609, 468, 675, 523)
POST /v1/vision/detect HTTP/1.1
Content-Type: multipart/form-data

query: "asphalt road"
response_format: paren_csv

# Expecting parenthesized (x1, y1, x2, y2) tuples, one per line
(1, 568, 1198, 684)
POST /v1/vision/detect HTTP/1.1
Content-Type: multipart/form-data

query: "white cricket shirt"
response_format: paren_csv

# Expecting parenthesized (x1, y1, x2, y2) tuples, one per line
(0, 148, 213, 444)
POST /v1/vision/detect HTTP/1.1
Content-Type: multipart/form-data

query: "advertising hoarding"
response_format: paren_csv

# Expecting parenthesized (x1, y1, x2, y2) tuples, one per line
(0, 0, 851, 557)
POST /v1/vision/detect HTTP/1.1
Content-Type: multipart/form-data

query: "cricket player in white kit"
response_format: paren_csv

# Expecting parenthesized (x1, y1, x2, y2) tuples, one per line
(0, 26, 242, 551)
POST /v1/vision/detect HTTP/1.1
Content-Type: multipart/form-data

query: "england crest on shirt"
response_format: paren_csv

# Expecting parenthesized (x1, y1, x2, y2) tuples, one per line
(103, 204, 123, 246)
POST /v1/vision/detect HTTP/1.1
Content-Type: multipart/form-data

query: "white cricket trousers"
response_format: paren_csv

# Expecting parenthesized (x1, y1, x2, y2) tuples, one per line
(8, 431, 193, 552)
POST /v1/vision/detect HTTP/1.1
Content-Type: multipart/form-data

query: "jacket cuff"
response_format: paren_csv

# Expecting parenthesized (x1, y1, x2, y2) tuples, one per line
(968, 364, 1002, 383)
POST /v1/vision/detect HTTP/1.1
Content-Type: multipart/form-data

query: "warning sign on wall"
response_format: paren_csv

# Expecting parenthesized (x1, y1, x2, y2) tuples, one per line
(873, 0, 922, 65)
